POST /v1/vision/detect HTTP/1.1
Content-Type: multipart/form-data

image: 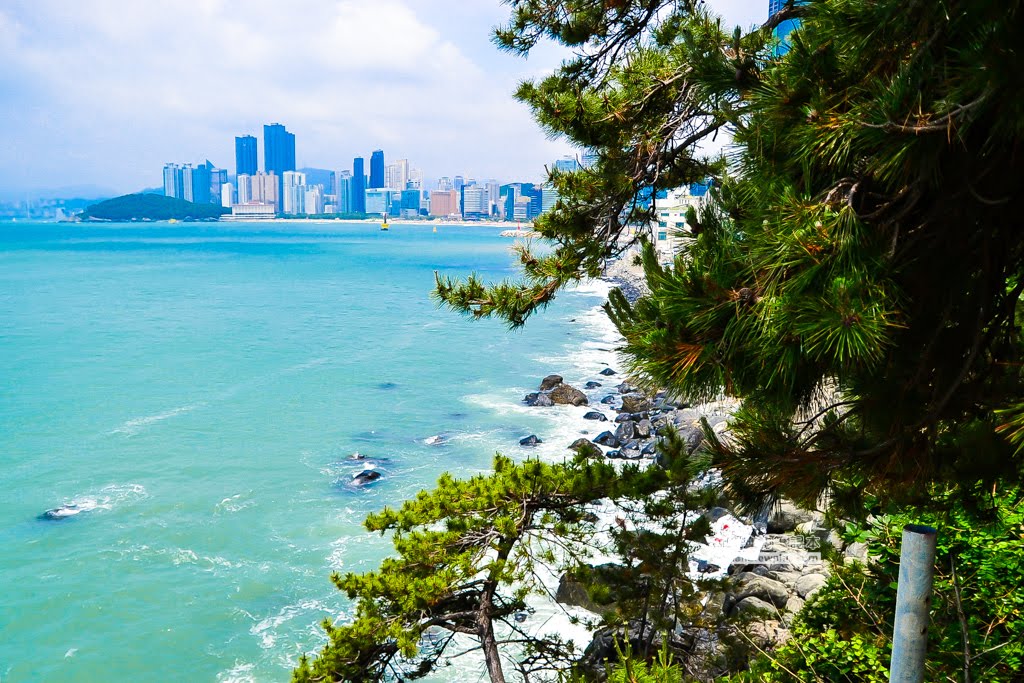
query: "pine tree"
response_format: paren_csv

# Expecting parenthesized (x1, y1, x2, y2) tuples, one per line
(436, 0, 1024, 513)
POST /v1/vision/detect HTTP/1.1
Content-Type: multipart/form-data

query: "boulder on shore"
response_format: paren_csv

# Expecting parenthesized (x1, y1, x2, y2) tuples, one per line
(620, 394, 652, 414)
(593, 431, 619, 447)
(550, 383, 588, 406)
(583, 411, 608, 421)
(569, 438, 603, 458)
(584, 381, 602, 389)
(539, 374, 564, 391)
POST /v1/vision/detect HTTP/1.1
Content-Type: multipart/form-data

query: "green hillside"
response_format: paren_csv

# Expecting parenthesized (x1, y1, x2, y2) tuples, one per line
(81, 194, 229, 221)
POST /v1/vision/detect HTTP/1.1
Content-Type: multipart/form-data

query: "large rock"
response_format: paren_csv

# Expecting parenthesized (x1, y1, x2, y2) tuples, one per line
(615, 421, 636, 441)
(583, 411, 608, 422)
(533, 393, 554, 407)
(599, 367, 617, 376)
(733, 596, 776, 617)
(569, 438, 603, 458)
(550, 383, 588, 406)
(600, 395, 616, 405)
(746, 620, 791, 649)
(767, 501, 824, 534)
(635, 418, 653, 438)
(620, 394, 652, 414)
(617, 381, 638, 394)
(735, 574, 790, 607)
(539, 374, 564, 391)
(520, 435, 543, 447)
(584, 381, 602, 389)
(794, 573, 828, 599)
(593, 431, 619, 448)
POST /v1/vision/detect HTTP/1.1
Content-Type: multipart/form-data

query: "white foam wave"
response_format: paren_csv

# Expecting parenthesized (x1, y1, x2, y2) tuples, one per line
(216, 661, 256, 683)
(111, 404, 202, 436)
(250, 599, 333, 650)
(215, 492, 257, 514)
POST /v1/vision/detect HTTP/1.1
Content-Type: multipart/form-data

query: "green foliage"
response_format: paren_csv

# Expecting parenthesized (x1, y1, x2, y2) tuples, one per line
(294, 455, 626, 682)
(435, 0, 1024, 514)
(736, 488, 1024, 682)
(81, 193, 229, 221)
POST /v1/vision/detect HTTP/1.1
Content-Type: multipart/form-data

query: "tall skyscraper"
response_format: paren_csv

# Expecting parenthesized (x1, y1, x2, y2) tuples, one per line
(337, 171, 353, 213)
(352, 157, 366, 213)
(181, 163, 195, 202)
(282, 171, 307, 215)
(163, 163, 184, 198)
(369, 149, 385, 188)
(385, 159, 409, 191)
(235, 135, 257, 177)
(554, 157, 580, 173)
(190, 163, 212, 204)
(264, 123, 296, 198)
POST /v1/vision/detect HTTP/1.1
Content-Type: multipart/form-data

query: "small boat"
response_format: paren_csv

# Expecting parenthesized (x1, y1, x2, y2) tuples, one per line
(380, 211, 389, 231)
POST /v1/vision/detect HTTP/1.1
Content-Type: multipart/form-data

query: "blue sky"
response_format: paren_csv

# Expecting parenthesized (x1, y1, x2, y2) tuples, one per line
(0, 1, 765, 198)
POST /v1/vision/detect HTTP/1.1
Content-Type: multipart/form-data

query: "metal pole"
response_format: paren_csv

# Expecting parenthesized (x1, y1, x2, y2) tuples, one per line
(890, 524, 938, 683)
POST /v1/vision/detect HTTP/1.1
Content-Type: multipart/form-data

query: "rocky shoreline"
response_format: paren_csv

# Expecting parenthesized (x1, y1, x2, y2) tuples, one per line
(497, 256, 862, 678)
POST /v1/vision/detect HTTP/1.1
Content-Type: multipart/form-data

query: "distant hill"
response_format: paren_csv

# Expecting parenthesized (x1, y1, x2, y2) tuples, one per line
(81, 194, 229, 221)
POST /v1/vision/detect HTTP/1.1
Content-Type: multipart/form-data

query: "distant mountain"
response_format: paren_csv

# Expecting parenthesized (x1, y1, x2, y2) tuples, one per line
(0, 184, 118, 202)
(298, 167, 334, 190)
(81, 194, 229, 221)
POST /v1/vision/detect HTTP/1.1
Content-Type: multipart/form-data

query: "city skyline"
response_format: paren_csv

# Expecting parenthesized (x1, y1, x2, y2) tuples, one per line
(0, 1, 763, 200)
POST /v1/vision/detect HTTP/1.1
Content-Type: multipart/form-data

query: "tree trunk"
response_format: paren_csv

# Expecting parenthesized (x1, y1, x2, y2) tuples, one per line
(477, 586, 506, 683)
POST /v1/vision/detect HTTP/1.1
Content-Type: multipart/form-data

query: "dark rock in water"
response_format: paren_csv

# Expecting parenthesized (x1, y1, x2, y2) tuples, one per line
(605, 450, 622, 459)
(614, 412, 632, 423)
(520, 434, 543, 447)
(540, 374, 564, 391)
(620, 394, 653, 414)
(617, 381, 638, 394)
(569, 438, 603, 458)
(593, 431, 619, 447)
(448, 412, 468, 419)
(377, 382, 399, 390)
(615, 421, 636, 442)
(549, 383, 588, 406)
(635, 418, 653, 438)
(599, 368, 617, 376)
(351, 468, 383, 486)
(583, 411, 607, 422)
(600, 395, 616, 405)
(525, 392, 554, 407)
(584, 381, 602, 389)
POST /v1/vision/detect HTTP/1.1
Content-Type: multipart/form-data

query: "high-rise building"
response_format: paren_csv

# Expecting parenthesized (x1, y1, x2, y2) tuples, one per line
(264, 124, 296, 199)
(453, 176, 465, 194)
(235, 135, 257, 177)
(304, 185, 324, 215)
(190, 163, 212, 204)
(385, 159, 409, 191)
(768, 0, 802, 55)
(462, 186, 488, 219)
(554, 156, 580, 174)
(429, 190, 459, 218)
(250, 172, 279, 211)
(352, 157, 366, 213)
(365, 188, 392, 215)
(400, 189, 421, 217)
(369, 150, 385, 188)
(237, 174, 252, 204)
(337, 171, 353, 214)
(181, 164, 195, 202)
(437, 176, 453, 191)
(208, 163, 227, 204)
(408, 167, 423, 189)
(221, 182, 234, 208)
(541, 183, 560, 213)
(163, 163, 184, 198)
(282, 171, 307, 215)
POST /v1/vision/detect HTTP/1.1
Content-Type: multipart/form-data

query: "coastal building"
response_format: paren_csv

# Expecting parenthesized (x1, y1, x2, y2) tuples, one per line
(229, 203, 276, 220)
(437, 176, 453, 191)
(190, 163, 212, 204)
(408, 167, 423, 189)
(352, 157, 366, 213)
(337, 171, 353, 213)
(462, 185, 488, 220)
(429, 190, 459, 218)
(237, 174, 252, 204)
(369, 150, 385, 188)
(304, 185, 325, 215)
(554, 156, 580, 174)
(768, 0, 803, 55)
(250, 172, 279, 211)
(512, 195, 533, 222)
(181, 164, 195, 202)
(163, 163, 184, 198)
(385, 159, 409, 191)
(282, 171, 307, 215)
(207, 163, 227, 204)
(650, 185, 705, 261)
(264, 123, 296, 198)
(400, 189, 420, 217)
(541, 183, 560, 214)
(221, 182, 234, 208)
(235, 135, 257, 177)
(581, 149, 600, 168)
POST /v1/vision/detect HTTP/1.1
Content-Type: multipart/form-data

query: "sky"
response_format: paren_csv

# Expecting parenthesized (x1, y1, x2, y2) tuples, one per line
(0, 0, 766, 198)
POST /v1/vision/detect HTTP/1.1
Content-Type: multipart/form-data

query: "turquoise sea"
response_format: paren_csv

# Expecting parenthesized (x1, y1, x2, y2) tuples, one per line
(0, 221, 620, 682)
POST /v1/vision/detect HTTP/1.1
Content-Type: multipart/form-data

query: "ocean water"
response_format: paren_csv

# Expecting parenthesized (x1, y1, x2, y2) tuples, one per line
(0, 220, 623, 682)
